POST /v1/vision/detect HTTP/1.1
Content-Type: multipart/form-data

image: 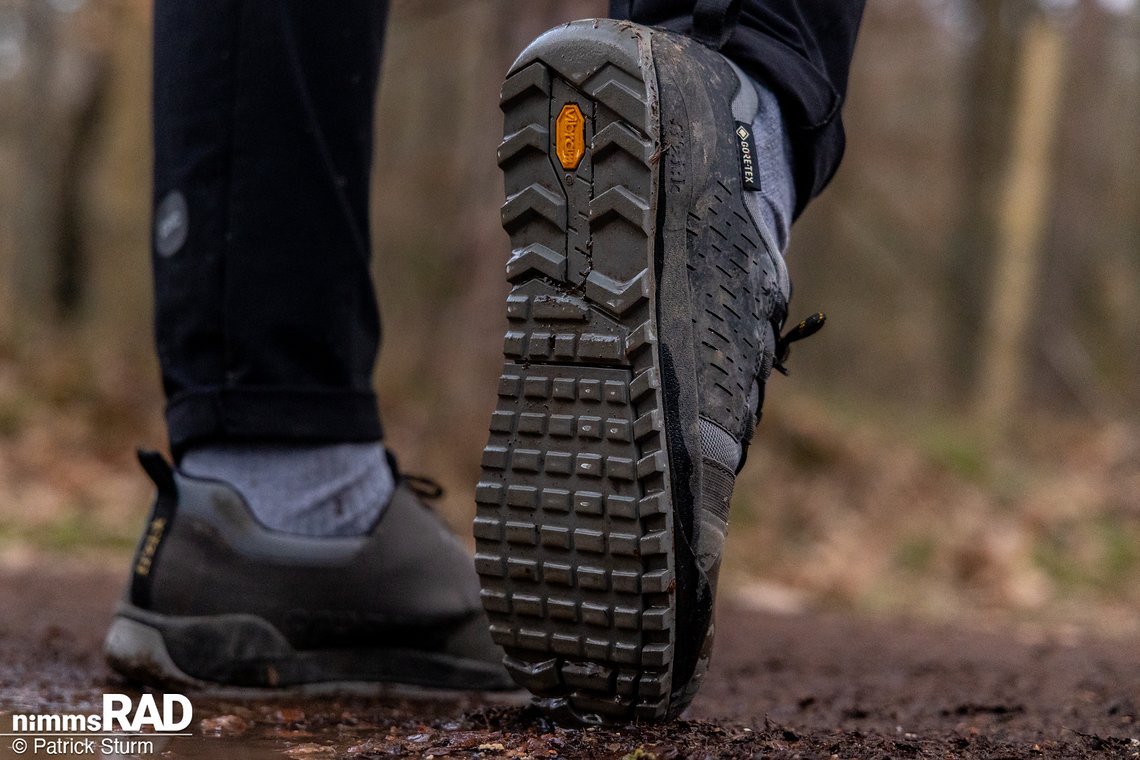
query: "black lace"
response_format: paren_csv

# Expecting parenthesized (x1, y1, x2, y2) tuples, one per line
(385, 449, 445, 502)
(404, 473, 444, 501)
(774, 311, 826, 376)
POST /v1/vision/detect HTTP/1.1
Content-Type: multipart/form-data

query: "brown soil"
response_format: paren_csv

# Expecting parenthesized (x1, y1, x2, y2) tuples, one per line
(0, 556, 1137, 759)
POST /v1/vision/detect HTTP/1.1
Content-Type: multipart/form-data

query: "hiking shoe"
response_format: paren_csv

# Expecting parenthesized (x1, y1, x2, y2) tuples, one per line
(475, 19, 795, 722)
(104, 451, 514, 693)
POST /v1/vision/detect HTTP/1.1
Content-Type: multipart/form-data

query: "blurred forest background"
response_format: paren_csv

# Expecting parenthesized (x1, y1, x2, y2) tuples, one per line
(0, 0, 1138, 634)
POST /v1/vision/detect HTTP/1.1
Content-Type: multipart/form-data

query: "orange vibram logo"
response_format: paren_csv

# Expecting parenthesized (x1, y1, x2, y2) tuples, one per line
(555, 103, 585, 170)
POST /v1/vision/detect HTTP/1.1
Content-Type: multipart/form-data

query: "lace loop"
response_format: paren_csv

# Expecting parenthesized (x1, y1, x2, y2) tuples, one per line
(774, 311, 826, 375)
(404, 474, 444, 501)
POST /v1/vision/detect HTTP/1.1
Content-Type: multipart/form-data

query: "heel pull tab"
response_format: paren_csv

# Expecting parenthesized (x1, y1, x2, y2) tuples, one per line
(693, 0, 743, 49)
(130, 449, 178, 608)
(137, 448, 177, 496)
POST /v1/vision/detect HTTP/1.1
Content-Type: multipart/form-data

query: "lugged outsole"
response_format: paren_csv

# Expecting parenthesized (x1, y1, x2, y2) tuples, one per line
(476, 20, 678, 723)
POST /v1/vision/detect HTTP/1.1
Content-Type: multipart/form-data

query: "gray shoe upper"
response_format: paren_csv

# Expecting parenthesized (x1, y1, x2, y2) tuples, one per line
(652, 30, 789, 572)
(647, 29, 794, 703)
(127, 452, 503, 667)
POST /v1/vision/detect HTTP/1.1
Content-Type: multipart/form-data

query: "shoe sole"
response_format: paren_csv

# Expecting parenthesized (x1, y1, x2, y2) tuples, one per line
(104, 606, 521, 698)
(475, 20, 683, 723)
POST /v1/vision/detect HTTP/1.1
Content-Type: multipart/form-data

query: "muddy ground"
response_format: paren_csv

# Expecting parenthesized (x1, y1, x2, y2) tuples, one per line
(0, 557, 1138, 759)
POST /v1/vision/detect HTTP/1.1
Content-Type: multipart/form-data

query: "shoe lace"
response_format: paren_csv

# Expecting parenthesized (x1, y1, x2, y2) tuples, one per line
(773, 311, 826, 376)
(404, 473, 444, 501)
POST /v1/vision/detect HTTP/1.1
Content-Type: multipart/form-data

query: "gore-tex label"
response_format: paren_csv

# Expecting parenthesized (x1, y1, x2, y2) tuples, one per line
(734, 121, 760, 192)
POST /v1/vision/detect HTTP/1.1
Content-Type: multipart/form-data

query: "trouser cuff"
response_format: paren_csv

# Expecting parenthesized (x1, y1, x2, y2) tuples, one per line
(166, 387, 382, 458)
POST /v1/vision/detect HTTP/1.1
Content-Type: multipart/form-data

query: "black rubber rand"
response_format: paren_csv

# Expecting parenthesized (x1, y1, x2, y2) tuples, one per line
(475, 24, 678, 723)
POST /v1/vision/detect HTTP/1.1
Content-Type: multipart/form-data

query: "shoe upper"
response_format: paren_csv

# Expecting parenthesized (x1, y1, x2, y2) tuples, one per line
(127, 451, 502, 665)
(650, 29, 790, 696)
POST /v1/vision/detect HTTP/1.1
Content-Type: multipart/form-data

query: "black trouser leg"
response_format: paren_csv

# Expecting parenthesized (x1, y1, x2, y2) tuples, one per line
(152, 0, 388, 457)
(151, 0, 858, 458)
(612, 0, 866, 216)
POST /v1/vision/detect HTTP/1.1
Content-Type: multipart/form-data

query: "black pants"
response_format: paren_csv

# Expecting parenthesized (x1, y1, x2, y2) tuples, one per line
(152, 0, 865, 456)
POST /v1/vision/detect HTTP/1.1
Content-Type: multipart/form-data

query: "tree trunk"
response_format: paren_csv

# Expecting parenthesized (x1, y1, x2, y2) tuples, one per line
(974, 14, 1067, 431)
(945, 0, 1028, 400)
(13, 0, 60, 330)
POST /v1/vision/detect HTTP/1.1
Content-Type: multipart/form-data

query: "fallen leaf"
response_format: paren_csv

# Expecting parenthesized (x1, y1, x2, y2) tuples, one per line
(284, 743, 334, 757)
(274, 708, 306, 724)
(199, 714, 249, 736)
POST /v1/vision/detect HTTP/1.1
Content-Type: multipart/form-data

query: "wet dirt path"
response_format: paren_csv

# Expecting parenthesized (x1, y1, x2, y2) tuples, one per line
(0, 558, 1137, 758)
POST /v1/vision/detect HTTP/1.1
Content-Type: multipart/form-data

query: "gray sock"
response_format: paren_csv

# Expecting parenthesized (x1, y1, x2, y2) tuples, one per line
(181, 441, 395, 536)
